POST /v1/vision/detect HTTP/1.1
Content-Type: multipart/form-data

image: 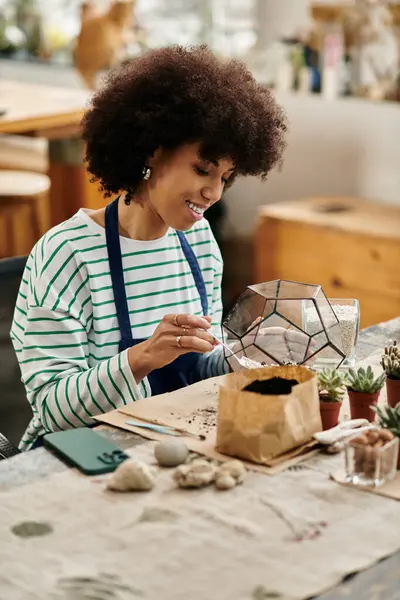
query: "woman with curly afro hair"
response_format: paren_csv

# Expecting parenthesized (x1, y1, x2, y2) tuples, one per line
(12, 45, 288, 449)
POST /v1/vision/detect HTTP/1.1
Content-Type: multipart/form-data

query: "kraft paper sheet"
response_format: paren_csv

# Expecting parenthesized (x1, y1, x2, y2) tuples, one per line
(95, 373, 320, 475)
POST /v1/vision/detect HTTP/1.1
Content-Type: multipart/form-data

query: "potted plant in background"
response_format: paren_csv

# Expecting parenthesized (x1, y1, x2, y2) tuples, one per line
(317, 368, 346, 430)
(381, 340, 400, 408)
(346, 366, 386, 422)
(374, 403, 400, 469)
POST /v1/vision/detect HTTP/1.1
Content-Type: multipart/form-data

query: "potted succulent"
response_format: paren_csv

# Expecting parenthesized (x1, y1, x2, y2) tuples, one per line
(381, 340, 400, 408)
(346, 366, 386, 422)
(317, 368, 346, 430)
(374, 403, 400, 469)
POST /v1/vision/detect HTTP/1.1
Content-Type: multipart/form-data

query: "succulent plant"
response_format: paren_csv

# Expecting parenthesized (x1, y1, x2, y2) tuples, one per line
(346, 366, 386, 394)
(381, 340, 400, 380)
(374, 403, 400, 438)
(317, 368, 346, 403)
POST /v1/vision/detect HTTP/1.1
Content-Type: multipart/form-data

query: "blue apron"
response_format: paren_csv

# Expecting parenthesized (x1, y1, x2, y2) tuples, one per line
(31, 197, 208, 449)
(105, 196, 209, 394)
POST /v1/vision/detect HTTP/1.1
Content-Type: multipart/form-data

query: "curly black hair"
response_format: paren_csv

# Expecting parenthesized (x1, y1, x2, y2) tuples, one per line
(81, 44, 287, 200)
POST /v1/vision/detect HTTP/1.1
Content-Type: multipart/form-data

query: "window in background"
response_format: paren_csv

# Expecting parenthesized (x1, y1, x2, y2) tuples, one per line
(0, 0, 81, 63)
(0, 0, 257, 65)
(136, 0, 256, 56)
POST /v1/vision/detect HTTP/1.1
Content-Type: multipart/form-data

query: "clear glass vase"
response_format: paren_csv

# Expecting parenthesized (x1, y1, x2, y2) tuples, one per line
(302, 298, 359, 369)
(345, 435, 398, 488)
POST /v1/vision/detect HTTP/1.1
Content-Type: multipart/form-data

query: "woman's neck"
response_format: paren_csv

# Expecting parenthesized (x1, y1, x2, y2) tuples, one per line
(118, 197, 168, 241)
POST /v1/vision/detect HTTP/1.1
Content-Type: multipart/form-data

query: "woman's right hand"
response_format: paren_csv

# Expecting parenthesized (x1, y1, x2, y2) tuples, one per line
(127, 313, 218, 382)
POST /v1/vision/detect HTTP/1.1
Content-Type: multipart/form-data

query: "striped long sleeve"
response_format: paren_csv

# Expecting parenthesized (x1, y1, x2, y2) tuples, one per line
(11, 229, 151, 450)
(11, 212, 226, 450)
(17, 305, 149, 440)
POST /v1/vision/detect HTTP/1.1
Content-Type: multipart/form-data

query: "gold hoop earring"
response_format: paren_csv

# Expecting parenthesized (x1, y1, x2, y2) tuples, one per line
(142, 166, 152, 181)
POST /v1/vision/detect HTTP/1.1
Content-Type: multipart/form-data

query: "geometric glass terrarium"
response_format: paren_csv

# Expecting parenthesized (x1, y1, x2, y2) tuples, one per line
(222, 280, 347, 371)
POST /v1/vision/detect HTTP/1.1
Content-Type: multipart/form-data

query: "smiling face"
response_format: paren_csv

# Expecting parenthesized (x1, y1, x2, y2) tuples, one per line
(141, 143, 235, 232)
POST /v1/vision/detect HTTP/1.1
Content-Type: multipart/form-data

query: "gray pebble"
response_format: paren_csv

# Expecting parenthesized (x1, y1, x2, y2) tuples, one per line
(154, 440, 189, 467)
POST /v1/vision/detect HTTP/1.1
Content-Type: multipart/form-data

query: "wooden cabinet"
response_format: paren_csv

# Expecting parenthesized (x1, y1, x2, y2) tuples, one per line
(255, 197, 400, 328)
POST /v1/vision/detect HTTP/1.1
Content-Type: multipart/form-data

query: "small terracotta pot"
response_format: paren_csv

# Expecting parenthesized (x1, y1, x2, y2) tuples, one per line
(386, 377, 400, 409)
(347, 390, 380, 422)
(319, 400, 342, 431)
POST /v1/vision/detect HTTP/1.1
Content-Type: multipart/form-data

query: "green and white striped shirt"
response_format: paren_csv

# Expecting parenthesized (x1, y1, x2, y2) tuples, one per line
(11, 209, 227, 451)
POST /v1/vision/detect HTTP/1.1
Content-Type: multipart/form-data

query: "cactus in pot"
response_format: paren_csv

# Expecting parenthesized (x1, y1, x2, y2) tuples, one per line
(346, 366, 385, 422)
(381, 340, 400, 408)
(346, 367, 386, 393)
(317, 368, 346, 430)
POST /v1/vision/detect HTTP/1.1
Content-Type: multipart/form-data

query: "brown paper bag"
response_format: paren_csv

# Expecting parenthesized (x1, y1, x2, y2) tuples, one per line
(216, 365, 322, 466)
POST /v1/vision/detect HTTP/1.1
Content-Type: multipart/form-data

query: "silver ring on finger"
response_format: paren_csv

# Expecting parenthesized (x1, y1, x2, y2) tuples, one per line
(173, 314, 180, 327)
(181, 326, 190, 335)
(176, 335, 182, 348)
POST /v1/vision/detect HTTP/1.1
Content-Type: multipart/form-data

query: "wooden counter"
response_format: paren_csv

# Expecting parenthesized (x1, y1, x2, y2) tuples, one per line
(255, 196, 400, 328)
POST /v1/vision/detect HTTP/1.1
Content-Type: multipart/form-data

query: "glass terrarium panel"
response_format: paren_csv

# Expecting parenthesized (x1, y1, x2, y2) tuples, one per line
(250, 279, 320, 300)
(313, 346, 345, 369)
(253, 313, 310, 365)
(302, 299, 325, 336)
(313, 290, 344, 350)
(224, 340, 278, 372)
(304, 339, 346, 370)
(275, 299, 304, 329)
(223, 288, 266, 339)
(324, 321, 344, 355)
(303, 329, 329, 363)
(302, 295, 346, 368)
(248, 280, 280, 300)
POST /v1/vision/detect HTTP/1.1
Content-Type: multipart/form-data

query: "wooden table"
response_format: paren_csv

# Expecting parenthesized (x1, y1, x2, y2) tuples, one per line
(1, 317, 399, 599)
(0, 80, 105, 227)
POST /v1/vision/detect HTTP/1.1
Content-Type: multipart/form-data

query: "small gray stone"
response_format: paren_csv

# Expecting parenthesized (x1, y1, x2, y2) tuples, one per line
(154, 439, 189, 467)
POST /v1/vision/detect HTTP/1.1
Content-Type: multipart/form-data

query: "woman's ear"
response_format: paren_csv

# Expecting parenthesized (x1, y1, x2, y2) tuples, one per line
(147, 147, 162, 167)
